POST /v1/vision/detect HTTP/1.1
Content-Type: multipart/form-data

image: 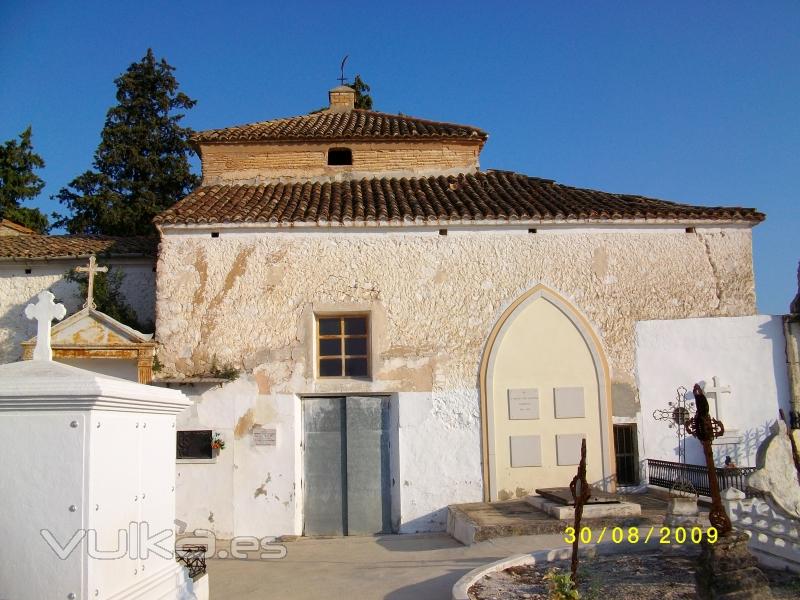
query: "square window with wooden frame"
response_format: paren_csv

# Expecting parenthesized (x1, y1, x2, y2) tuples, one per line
(317, 315, 370, 378)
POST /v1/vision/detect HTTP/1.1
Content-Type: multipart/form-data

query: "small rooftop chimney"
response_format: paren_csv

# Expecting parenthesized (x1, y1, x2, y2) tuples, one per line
(328, 85, 356, 113)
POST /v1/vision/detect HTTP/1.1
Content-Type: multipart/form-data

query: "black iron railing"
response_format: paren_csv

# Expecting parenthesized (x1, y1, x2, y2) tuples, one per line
(647, 459, 758, 498)
(176, 544, 207, 579)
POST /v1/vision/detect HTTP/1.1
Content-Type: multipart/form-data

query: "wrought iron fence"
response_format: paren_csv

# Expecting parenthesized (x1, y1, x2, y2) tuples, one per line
(176, 544, 207, 579)
(646, 459, 758, 498)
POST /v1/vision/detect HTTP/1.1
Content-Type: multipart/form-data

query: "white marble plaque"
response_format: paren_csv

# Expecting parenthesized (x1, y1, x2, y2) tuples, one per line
(508, 388, 539, 420)
(556, 433, 586, 465)
(253, 427, 276, 446)
(510, 435, 542, 467)
(554, 387, 585, 418)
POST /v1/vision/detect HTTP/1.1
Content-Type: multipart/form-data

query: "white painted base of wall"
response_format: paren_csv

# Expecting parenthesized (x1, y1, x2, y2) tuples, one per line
(171, 381, 484, 538)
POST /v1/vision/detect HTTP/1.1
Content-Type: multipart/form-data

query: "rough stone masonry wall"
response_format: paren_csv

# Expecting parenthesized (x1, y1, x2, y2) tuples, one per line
(156, 228, 756, 406)
(200, 141, 480, 184)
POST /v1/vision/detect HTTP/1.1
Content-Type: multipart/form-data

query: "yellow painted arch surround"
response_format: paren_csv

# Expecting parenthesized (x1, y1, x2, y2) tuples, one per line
(478, 284, 615, 502)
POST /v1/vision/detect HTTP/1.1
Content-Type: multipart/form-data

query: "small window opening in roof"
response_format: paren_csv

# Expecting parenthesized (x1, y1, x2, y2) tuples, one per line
(211, 231, 220, 238)
(439, 229, 448, 236)
(25, 268, 32, 274)
(685, 227, 696, 234)
(528, 228, 537, 234)
(328, 148, 352, 166)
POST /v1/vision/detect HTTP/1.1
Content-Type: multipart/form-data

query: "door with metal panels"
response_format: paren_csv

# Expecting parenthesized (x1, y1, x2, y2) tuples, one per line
(303, 396, 391, 536)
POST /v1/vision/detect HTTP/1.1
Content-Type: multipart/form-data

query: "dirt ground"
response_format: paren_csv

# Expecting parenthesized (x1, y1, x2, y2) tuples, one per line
(469, 551, 800, 599)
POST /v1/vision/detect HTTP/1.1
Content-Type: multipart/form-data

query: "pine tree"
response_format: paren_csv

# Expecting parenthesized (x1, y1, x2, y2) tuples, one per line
(0, 126, 49, 233)
(54, 49, 199, 235)
(352, 75, 373, 110)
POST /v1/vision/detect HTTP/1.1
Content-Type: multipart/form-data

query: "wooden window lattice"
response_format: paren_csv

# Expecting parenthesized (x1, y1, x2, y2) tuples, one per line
(317, 315, 369, 378)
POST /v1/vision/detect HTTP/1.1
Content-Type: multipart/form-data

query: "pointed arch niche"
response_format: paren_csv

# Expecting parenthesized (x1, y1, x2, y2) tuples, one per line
(479, 285, 614, 502)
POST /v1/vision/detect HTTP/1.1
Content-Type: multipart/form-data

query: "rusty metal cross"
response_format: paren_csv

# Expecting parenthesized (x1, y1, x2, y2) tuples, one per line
(687, 383, 732, 535)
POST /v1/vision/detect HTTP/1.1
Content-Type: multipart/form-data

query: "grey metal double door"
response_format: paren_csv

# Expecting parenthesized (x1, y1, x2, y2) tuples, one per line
(302, 396, 391, 536)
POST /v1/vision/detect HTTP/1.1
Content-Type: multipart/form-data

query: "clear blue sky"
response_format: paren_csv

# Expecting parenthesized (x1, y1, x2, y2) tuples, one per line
(1, 1, 797, 314)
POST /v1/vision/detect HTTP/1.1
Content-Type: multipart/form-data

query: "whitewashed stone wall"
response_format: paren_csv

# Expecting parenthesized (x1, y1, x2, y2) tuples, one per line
(636, 315, 792, 468)
(157, 225, 757, 536)
(0, 258, 155, 363)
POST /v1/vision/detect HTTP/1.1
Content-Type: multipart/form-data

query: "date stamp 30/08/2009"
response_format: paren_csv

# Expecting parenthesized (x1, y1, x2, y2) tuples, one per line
(563, 526, 719, 546)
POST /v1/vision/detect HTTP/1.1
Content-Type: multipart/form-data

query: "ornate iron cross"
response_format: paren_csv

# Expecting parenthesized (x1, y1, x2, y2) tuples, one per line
(652, 385, 696, 465)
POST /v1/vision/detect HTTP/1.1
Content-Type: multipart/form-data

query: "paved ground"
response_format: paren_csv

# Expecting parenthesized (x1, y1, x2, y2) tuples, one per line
(207, 532, 568, 600)
(206, 492, 706, 599)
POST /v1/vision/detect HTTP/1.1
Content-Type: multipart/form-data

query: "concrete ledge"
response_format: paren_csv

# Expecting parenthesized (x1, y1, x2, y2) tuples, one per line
(526, 495, 641, 520)
(447, 504, 479, 545)
(451, 538, 668, 600)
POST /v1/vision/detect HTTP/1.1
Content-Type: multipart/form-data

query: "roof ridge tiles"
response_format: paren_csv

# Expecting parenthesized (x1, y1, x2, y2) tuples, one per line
(191, 107, 488, 144)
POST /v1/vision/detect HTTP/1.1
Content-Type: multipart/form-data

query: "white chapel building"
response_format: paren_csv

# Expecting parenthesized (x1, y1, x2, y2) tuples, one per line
(147, 85, 764, 538)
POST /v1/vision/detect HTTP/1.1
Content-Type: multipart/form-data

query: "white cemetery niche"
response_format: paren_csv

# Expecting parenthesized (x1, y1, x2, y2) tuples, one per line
(554, 387, 585, 418)
(556, 433, 587, 466)
(507, 388, 539, 420)
(510, 435, 542, 467)
(0, 360, 196, 600)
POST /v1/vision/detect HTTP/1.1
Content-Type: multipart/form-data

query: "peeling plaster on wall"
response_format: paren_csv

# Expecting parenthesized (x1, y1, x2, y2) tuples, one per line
(156, 229, 755, 387)
(591, 246, 608, 281)
(254, 474, 272, 499)
(234, 408, 256, 439)
(159, 228, 757, 535)
(172, 377, 299, 539)
(612, 382, 638, 418)
(0, 260, 155, 363)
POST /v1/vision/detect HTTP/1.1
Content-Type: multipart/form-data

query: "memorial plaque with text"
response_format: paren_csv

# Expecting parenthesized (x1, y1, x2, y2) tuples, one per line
(252, 427, 277, 446)
(508, 388, 539, 420)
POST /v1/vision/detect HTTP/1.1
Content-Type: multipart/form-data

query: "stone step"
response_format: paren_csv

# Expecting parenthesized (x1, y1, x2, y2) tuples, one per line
(447, 499, 666, 546)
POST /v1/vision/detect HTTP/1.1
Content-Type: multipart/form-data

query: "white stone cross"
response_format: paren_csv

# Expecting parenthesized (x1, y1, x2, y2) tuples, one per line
(705, 376, 732, 423)
(24, 291, 66, 361)
(76, 255, 108, 309)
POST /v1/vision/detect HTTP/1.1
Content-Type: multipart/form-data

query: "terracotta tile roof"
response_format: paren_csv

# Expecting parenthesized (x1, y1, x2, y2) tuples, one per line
(154, 171, 764, 226)
(0, 219, 37, 234)
(0, 235, 157, 260)
(191, 109, 488, 144)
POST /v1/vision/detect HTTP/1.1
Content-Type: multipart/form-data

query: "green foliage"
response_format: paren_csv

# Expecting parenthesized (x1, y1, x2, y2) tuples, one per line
(209, 355, 239, 381)
(54, 49, 199, 235)
(0, 126, 49, 232)
(543, 568, 580, 600)
(66, 266, 150, 332)
(351, 74, 373, 110)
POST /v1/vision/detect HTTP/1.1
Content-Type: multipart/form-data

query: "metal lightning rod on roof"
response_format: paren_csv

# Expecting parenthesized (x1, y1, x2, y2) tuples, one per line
(338, 55, 349, 86)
